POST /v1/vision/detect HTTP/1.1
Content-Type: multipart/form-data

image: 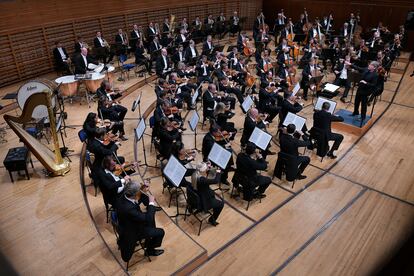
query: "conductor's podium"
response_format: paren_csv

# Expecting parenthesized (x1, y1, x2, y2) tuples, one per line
(332, 109, 374, 136)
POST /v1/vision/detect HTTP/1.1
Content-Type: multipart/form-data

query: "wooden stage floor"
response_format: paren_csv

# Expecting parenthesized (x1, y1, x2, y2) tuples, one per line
(0, 45, 413, 275)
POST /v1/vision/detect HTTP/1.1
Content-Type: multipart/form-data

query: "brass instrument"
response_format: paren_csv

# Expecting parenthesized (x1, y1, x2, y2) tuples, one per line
(170, 14, 176, 35)
(155, 23, 161, 37)
(4, 91, 70, 176)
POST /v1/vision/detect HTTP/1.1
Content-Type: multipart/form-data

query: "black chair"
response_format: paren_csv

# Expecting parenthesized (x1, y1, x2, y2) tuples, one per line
(110, 210, 151, 270)
(309, 127, 329, 162)
(184, 185, 212, 236)
(273, 151, 298, 188)
(231, 172, 261, 211)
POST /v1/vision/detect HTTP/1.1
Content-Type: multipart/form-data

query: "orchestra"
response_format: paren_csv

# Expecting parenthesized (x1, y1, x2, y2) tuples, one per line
(69, 8, 406, 263)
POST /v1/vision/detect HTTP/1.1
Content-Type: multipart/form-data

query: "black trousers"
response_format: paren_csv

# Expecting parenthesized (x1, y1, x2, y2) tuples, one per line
(209, 198, 224, 221)
(297, 156, 310, 174)
(353, 90, 370, 120)
(225, 87, 244, 105)
(327, 132, 343, 152)
(112, 104, 127, 121)
(142, 226, 165, 251)
(252, 175, 271, 194)
(334, 78, 351, 98)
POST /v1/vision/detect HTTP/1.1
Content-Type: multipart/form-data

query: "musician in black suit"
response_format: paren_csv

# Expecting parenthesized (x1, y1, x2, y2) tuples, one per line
(134, 39, 152, 74)
(97, 155, 130, 205)
(258, 86, 282, 123)
(300, 57, 319, 100)
(147, 22, 157, 42)
(73, 47, 97, 75)
(93, 31, 114, 64)
(74, 36, 84, 54)
(235, 142, 271, 198)
(190, 162, 224, 226)
(279, 124, 311, 179)
(130, 24, 142, 53)
(313, 102, 344, 158)
(201, 125, 234, 185)
(53, 41, 71, 74)
(280, 93, 304, 126)
(334, 57, 352, 102)
(202, 83, 219, 120)
(172, 44, 186, 65)
(155, 48, 171, 78)
(240, 108, 266, 147)
(196, 55, 213, 84)
(185, 40, 199, 65)
(149, 37, 162, 55)
(351, 61, 379, 121)
(114, 181, 165, 263)
(87, 128, 120, 170)
(204, 14, 215, 36)
(230, 11, 240, 36)
(176, 29, 188, 45)
(158, 118, 182, 159)
(115, 29, 128, 56)
(202, 35, 214, 57)
(162, 18, 170, 38)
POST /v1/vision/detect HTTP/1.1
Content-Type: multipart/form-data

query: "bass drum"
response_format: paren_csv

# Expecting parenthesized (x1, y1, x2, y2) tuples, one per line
(17, 79, 57, 119)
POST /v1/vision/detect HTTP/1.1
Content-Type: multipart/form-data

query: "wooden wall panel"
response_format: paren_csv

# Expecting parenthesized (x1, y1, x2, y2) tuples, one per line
(0, 0, 262, 88)
(262, 0, 412, 32)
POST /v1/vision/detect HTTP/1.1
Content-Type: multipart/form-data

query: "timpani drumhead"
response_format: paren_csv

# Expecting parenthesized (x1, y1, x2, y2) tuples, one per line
(17, 79, 57, 119)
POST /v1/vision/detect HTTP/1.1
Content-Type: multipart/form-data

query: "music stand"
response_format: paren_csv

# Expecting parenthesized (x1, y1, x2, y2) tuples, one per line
(134, 118, 157, 177)
(208, 143, 232, 170)
(131, 91, 142, 115)
(249, 127, 272, 151)
(163, 155, 187, 219)
(310, 75, 324, 104)
(241, 95, 254, 113)
(188, 111, 200, 150)
(56, 114, 74, 162)
(283, 112, 307, 131)
(347, 71, 362, 107)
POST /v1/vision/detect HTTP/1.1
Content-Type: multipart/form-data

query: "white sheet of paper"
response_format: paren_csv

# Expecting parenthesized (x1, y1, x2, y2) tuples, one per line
(135, 118, 146, 140)
(292, 82, 301, 96)
(315, 97, 337, 114)
(249, 127, 272, 150)
(163, 156, 187, 187)
(188, 111, 199, 132)
(241, 95, 254, 113)
(208, 143, 232, 169)
(283, 112, 306, 131)
(324, 83, 340, 92)
(191, 89, 199, 106)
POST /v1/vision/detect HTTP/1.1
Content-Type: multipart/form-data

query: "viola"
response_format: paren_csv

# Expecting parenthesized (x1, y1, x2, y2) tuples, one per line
(102, 132, 118, 146)
(166, 120, 180, 131)
(114, 162, 137, 176)
(213, 130, 231, 141)
(96, 118, 112, 128)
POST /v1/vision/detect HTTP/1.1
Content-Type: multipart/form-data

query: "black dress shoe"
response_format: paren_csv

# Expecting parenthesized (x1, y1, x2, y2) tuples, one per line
(327, 152, 337, 159)
(351, 112, 359, 117)
(155, 206, 163, 212)
(296, 174, 307, 180)
(147, 249, 164, 256)
(208, 218, 219, 226)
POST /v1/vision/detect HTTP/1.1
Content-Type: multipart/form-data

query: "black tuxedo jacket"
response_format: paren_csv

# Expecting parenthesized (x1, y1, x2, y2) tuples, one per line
(155, 55, 171, 76)
(313, 109, 344, 134)
(279, 133, 309, 157)
(53, 47, 68, 64)
(236, 153, 267, 178)
(73, 54, 96, 74)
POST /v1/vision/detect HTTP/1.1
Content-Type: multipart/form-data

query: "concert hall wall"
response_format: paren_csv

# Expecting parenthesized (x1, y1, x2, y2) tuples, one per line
(0, 0, 261, 87)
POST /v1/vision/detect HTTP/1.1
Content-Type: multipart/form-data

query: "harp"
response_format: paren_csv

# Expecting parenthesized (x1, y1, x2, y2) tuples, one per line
(4, 91, 70, 176)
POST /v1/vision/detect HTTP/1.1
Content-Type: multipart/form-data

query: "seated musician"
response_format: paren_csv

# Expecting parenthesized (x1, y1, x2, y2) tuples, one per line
(258, 83, 282, 123)
(185, 40, 199, 65)
(202, 83, 219, 120)
(115, 29, 128, 56)
(130, 24, 143, 53)
(155, 48, 172, 78)
(275, 38, 289, 54)
(149, 36, 162, 56)
(334, 56, 352, 103)
(216, 12, 226, 38)
(196, 55, 213, 84)
(192, 16, 203, 40)
(134, 39, 153, 74)
(234, 57, 256, 94)
(97, 155, 131, 205)
(176, 62, 197, 80)
(53, 41, 71, 74)
(162, 18, 170, 39)
(237, 31, 246, 52)
(280, 92, 305, 130)
(98, 97, 127, 140)
(74, 36, 85, 54)
(368, 65, 387, 106)
(97, 80, 128, 119)
(172, 45, 186, 65)
(114, 181, 165, 261)
(312, 102, 344, 159)
(83, 112, 99, 140)
(168, 72, 194, 109)
(235, 142, 271, 199)
(202, 124, 234, 185)
(190, 162, 224, 226)
(171, 141, 197, 175)
(213, 102, 237, 140)
(277, 47, 293, 66)
(153, 100, 183, 139)
(240, 108, 266, 147)
(202, 35, 214, 57)
(300, 57, 320, 100)
(277, 63, 294, 89)
(158, 117, 182, 159)
(94, 31, 114, 64)
(87, 127, 123, 171)
(147, 22, 157, 42)
(219, 75, 244, 107)
(204, 14, 215, 36)
(279, 124, 310, 180)
(73, 47, 97, 75)
(256, 49, 272, 78)
(176, 29, 188, 45)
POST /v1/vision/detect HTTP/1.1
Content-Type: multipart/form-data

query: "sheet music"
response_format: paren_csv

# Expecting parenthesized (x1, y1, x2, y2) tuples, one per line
(292, 82, 301, 96)
(191, 89, 199, 106)
(315, 97, 337, 114)
(324, 83, 340, 92)
(242, 95, 254, 113)
(188, 111, 199, 132)
(163, 155, 187, 187)
(283, 112, 306, 131)
(208, 143, 232, 169)
(131, 92, 142, 112)
(248, 127, 272, 150)
(135, 118, 146, 140)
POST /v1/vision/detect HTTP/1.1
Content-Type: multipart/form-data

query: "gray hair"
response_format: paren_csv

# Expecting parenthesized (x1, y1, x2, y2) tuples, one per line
(124, 181, 141, 198)
(370, 61, 379, 69)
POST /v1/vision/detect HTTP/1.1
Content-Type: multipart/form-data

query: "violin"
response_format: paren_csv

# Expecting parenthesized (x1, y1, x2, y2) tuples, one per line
(102, 132, 119, 146)
(114, 162, 137, 176)
(166, 120, 180, 131)
(178, 148, 197, 161)
(377, 66, 387, 77)
(213, 130, 231, 142)
(96, 118, 112, 128)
